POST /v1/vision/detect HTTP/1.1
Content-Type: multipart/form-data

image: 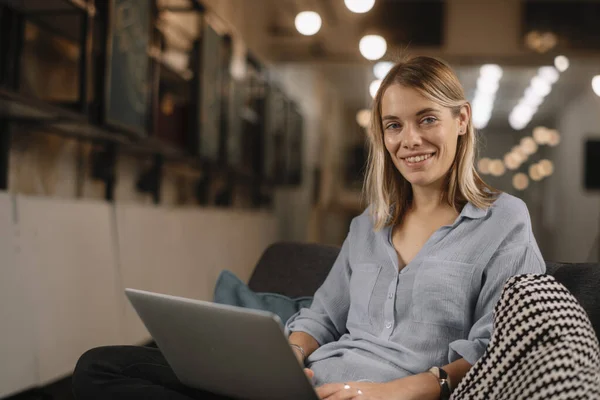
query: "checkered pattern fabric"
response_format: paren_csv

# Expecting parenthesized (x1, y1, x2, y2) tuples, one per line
(452, 274, 600, 400)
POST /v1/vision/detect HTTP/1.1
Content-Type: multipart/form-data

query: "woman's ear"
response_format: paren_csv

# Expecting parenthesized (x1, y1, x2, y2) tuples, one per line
(458, 102, 471, 135)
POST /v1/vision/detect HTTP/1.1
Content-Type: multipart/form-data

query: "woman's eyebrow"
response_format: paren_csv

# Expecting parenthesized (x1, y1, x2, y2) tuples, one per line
(382, 108, 441, 121)
(415, 107, 441, 116)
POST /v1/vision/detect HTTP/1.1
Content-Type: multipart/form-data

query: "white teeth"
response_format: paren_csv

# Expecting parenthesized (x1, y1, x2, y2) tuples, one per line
(405, 153, 433, 163)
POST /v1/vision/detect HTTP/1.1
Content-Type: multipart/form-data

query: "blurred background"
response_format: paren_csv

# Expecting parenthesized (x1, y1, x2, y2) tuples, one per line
(0, 0, 599, 398)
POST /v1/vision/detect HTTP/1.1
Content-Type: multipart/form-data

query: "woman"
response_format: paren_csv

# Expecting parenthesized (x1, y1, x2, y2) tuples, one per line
(285, 56, 545, 399)
(72, 56, 545, 399)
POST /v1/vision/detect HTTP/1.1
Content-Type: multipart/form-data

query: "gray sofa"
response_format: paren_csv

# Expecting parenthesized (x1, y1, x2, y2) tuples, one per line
(247, 242, 600, 340)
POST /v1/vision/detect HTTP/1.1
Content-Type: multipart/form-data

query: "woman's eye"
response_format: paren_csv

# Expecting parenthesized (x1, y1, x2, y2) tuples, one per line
(422, 117, 437, 124)
(386, 123, 401, 130)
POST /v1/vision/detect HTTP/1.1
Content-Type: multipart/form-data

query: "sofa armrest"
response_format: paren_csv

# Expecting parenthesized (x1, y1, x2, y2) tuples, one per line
(547, 262, 600, 338)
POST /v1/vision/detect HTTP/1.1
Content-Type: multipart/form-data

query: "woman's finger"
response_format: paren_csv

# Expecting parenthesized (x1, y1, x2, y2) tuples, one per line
(317, 383, 362, 400)
(316, 383, 345, 398)
(304, 368, 315, 379)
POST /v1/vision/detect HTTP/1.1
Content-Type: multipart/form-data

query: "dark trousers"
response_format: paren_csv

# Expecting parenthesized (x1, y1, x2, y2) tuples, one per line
(72, 345, 236, 400)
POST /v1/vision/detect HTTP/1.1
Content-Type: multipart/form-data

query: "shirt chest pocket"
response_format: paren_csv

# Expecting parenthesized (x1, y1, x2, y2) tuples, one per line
(411, 258, 475, 331)
(347, 263, 381, 326)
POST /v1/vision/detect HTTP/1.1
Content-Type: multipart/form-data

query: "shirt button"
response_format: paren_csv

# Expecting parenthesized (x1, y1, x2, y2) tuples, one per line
(388, 293, 393, 299)
(385, 322, 392, 329)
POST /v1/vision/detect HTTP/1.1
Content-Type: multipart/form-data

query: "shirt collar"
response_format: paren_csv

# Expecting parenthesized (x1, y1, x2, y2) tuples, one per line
(460, 201, 489, 220)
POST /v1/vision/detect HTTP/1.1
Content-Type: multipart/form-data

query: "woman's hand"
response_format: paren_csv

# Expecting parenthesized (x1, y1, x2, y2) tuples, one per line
(315, 373, 440, 400)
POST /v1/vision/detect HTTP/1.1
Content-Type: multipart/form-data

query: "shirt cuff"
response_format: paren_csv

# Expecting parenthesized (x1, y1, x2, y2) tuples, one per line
(448, 338, 489, 366)
(285, 316, 337, 345)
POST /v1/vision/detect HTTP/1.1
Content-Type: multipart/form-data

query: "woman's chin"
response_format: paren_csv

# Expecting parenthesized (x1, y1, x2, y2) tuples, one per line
(402, 173, 438, 188)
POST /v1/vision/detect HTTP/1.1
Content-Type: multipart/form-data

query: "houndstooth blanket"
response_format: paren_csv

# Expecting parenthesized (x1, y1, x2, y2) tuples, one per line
(452, 274, 600, 400)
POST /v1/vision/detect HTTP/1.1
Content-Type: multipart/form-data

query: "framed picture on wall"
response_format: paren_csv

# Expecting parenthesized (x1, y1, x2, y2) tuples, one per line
(227, 77, 245, 168)
(218, 35, 233, 163)
(286, 101, 303, 186)
(104, 0, 151, 136)
(584, 138, 600, 190)
(264, 84, 285, 182)
(196, 20, 224, 161)
(266, 85, 288, 184)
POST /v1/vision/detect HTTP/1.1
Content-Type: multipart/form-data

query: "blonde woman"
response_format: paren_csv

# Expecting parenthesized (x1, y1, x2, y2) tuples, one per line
(286, 56, 545, 400)
(72, 56, 545, 400)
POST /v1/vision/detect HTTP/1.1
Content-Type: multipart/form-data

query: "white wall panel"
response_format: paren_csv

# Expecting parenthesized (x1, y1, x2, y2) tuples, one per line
(0, 193, 37, 397)
(16, 196, 124, 385)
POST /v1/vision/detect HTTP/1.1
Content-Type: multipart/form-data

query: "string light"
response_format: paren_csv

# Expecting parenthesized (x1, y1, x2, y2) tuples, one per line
(295, 11, 321, 36)
(356, 109, 371, 128)
(477, 158, 491, 175)
(360, 35, 387, 60)
(369, 79, 382, 98)
(513, 173, 529, 190)
(344, 0, 375, 13)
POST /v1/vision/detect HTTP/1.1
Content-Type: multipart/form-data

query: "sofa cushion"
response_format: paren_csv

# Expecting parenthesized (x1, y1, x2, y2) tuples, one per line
(247, 242, 339, 298)
(213, 270, 313, 324)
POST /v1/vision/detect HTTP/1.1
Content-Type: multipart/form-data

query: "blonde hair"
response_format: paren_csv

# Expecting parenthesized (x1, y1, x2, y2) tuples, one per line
(364, 56, 498, 230)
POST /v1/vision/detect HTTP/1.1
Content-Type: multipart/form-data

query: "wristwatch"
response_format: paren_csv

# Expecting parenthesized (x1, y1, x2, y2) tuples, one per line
(428, 366, 452, 400)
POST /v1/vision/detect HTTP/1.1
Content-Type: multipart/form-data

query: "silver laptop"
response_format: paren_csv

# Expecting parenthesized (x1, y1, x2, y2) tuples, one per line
(125, 288, 319, 400)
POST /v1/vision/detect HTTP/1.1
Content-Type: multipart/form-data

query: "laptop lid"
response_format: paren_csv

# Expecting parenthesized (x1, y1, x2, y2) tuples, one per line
(125, 288, 319, 400)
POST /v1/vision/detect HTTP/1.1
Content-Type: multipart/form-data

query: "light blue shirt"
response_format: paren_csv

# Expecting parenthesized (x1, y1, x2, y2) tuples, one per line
(286, 193, 546, 385)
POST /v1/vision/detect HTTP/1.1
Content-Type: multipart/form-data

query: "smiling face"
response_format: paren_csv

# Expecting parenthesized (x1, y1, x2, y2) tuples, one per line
(381, 84, 469, 190)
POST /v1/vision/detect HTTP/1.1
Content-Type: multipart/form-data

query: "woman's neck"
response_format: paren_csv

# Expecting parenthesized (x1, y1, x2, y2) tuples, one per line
(410, 184, 447, 214)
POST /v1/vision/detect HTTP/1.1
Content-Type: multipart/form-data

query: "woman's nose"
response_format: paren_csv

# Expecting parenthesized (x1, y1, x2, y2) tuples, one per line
(402, 125, 422, 149)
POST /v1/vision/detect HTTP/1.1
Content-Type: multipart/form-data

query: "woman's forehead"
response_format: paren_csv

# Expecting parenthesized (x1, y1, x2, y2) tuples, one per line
(381, 85, 442, 117)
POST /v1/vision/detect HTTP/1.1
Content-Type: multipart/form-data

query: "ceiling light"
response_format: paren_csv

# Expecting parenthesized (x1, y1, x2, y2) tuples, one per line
(480, 64, 503, 81)
(509, 112, 529, 130)
(511, 146, 528, 163)
(345, 0, 375, 13)
(592, 75, 600, 97)
(529, 163, 543, 181)
(547, 129, 561, 146)
(489, 159, 506, 177)
(373, 61, 394, 80)
(525, 31, 557, 53)
(369, 79, 382, 98)
(538, 159, 554, 177)
(295, 11, 322, 36)
(477, 158, 491, 175)
(538, 66, 559, 84)
(476, 76, 500, 94)
(504, 152, 521, 170)
(520, 137, 538, 155)
(523, 88, 544, 107)
(554, 55, 569, 72)
(533, 126, 550, 144)
(531, 76, 552, 97)
(360, 35, 387, 61)
(356, 109, 371, 128)
(509, 66, 560, 130)
(472, 110, 492, 130)
(513, 173, 529, 191)
(509, 102, 537, 130)
(472, 64, 503, 129)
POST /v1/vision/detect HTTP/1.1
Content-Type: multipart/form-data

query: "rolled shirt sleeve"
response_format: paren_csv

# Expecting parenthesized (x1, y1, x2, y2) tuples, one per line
(285, 225, 353, 345)
(449, 244, 546, 365)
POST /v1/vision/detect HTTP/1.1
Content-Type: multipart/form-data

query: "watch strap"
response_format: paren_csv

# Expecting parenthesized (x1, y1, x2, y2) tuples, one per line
(429, 366, 452, 400)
